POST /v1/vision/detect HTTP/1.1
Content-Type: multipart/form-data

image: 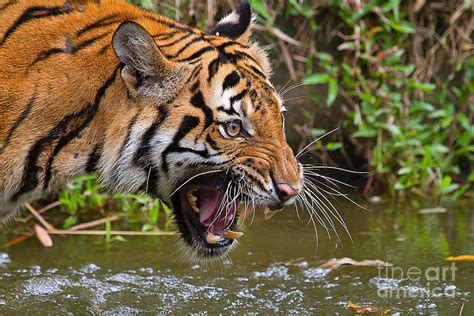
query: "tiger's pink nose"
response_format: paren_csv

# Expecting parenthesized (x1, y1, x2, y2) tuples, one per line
(276, 183, 300, 201)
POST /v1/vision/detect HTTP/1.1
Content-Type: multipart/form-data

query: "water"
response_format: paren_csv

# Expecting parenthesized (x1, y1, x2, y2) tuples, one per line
(0, 198, 473, 314)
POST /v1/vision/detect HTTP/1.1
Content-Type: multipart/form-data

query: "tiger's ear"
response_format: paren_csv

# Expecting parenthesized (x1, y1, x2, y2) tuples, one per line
(210, 2, 253, 44)
(112, 21, 189, 101)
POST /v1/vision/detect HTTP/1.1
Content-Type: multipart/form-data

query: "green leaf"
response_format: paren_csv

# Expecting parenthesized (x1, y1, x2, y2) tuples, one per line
(353, 122, 378, 138)
(326, 142, 342, 151)
(411, 101, 435, 112)
(409, 80, 436, 92)
(303, 74, 337, 106)
(327, 77, 338, 106)
(428, 109, 449, 119)
(440, 175, 460, 194)
(394, 182, 405, 190)
(457, 113, 470, 129)
(249, 0, 271, 21)
(303, 73, 330, 85)
(63, 216, 77, 229)
(142, 223, 158, 232)
(315, 52, 333, 62)
(389, 20, 415, 33)
(430, 144, 449, 154)
(444, 183, 460, 194)
(398, 167, 412, 175)
(382, 124, 401, 136)
(390, 0, 400, 22)
(311, 128, 327, 137)
(288, 0, 313, 18)
(441, 175, 452, 192)
(337, 42, 355, 51)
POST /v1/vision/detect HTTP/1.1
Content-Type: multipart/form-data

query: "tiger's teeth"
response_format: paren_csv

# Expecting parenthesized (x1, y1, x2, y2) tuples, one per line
(223, 230, 244, 240)
(206, 232, 221, 244)
(186, 189, 199, 213)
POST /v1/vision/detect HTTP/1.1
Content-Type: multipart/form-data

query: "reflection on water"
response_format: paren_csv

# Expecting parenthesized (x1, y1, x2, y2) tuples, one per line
(0, 198, 473, 313)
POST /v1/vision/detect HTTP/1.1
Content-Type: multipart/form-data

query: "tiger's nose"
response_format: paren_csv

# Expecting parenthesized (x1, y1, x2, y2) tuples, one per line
(276, 183, 300, 201)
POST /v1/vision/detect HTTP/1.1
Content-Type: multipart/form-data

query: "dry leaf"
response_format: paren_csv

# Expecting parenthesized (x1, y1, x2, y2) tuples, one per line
(446, 255, 474, 262)
(319, 257, 392, 270)
(1, 233, 33, 249)
(34, 224, 53, 247)
(347, 300, 391, 314)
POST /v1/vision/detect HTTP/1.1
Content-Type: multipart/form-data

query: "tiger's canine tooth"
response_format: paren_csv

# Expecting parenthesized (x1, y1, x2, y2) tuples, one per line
(206, 232, 221, 244)
(223, 230, 244, 240)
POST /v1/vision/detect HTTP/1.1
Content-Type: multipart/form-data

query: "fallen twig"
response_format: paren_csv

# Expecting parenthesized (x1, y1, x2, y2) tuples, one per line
(17, 201, 61, 223)
(67, 215, 121, 231)
(24, 203, 55, 231)
(1, 233, 33, 249)
(47, 229, 177, 236)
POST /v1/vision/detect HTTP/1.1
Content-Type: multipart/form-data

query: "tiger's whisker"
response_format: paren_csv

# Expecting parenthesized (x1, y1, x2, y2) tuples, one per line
(303, 164, 371, 175)
(304, 181, 350, 242)
(283, 95, 307, 103)
(170, 169, 223, 196)
(296, 127, 340, 158)
(297, 195, 320, 251)
(302, 187, 335, 240)
(312, 186, 352, 242)
(281, 82, 306, 96)
(278, 79, 292, 94)
(303, 169, 356, 188)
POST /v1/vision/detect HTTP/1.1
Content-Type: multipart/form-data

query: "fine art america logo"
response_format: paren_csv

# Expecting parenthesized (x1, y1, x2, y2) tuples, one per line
(376, 263, 458, 298)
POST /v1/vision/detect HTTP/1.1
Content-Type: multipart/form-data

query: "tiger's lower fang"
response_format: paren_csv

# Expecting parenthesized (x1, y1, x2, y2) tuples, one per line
(223, 230, 243, 240)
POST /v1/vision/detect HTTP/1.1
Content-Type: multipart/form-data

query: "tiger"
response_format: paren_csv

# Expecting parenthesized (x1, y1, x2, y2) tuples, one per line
(0, 0, 303, 259)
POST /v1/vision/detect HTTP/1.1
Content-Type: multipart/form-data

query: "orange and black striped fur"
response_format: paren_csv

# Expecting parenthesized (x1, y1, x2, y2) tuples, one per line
(0, 0, 303, 258)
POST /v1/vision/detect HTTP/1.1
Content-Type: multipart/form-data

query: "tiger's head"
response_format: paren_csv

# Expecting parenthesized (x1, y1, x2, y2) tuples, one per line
(110, 2, 303, 259)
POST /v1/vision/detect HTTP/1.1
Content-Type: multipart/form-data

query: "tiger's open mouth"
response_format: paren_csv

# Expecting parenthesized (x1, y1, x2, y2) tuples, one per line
(171, 174, 242, 258)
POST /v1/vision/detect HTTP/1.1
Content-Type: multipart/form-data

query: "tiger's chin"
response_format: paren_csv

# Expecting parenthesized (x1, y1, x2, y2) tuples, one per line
(170, 174, 243, 260)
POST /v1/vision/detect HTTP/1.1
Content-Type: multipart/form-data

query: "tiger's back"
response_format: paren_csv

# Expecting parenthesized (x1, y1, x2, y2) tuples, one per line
(0, 0, 201, 210)
(0, 0, 303, 258)
(1, 0, 143, 215)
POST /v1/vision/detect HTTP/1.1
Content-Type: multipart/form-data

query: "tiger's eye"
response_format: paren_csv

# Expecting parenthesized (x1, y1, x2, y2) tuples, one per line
(226, 121, 241, 137)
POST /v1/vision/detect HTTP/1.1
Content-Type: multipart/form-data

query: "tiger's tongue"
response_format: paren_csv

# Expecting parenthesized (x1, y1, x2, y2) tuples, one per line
(198, 189, 234, 234)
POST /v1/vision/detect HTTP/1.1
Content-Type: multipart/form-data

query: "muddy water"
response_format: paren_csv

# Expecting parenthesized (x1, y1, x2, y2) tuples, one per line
(0, 198, 473, 314)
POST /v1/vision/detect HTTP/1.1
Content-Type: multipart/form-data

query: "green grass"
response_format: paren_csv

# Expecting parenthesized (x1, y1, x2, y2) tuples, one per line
(56, 174, 174, 236)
